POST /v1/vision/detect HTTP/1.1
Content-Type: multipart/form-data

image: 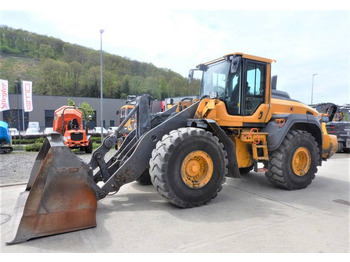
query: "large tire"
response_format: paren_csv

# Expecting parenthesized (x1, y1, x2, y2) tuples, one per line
(265, 130, 319, 190)
(149, 127, 227, 208)
(85, 138, 93, 153)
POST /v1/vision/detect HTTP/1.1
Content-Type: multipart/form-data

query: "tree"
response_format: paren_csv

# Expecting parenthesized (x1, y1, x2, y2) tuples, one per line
(69, 61, 83, 95)
(79, 102, 95, 122)
(0, 26, 194, 99)
(67, 98, 95, 122)
(38, 59, 70, 95)
(39, 44, 55, 59)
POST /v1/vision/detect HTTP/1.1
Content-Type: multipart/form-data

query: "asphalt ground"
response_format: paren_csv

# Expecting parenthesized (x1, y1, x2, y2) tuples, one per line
(0, 152, 349, 253)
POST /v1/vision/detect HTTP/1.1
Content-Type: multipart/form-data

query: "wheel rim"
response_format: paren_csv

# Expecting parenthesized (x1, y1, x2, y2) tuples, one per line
(292, 147, 311, 176)
(181, 150, 213, 189)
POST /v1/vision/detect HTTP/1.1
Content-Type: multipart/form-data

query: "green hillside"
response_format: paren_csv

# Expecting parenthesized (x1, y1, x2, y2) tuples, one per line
(0, 26, 199, 99)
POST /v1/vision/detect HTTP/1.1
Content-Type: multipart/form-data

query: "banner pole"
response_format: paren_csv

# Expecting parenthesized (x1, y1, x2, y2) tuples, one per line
(21, 80, 25, 133)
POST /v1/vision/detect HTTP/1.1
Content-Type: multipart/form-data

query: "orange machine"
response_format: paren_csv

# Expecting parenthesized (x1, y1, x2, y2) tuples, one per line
(53, 106, 92, 153)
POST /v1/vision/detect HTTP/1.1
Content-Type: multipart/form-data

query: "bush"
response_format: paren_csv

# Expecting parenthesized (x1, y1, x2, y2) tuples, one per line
(24, 143, 43, 152)
(35, 137, 45, 143)
(12, 138, 37, 144)
(1, 45, 21, 55)
(92, 142, 100, 150)
(91, 137, 102, 144)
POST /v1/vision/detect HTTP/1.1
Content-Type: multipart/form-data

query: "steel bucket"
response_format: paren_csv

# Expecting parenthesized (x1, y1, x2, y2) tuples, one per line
(6, 133, 97, 244)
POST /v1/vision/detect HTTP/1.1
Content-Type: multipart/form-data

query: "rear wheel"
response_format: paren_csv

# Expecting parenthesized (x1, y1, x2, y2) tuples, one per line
(149, 127, 227, 207)
(265, 130, 319, 190)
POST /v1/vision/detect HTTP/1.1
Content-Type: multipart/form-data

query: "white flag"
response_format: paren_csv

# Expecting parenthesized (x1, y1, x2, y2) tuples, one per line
(22, 81, 33, 112)
(0, 79, 10, 112)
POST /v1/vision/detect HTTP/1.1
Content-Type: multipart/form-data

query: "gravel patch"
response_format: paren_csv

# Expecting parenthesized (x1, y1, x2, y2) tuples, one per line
(0, 149, 116, 186)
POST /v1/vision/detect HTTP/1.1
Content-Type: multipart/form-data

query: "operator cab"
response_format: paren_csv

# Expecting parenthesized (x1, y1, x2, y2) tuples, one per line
(190, 53, 274, 117)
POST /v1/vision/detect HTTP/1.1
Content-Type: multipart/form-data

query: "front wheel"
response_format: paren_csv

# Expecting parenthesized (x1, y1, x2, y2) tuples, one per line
(265, 130, 319, 190)
(149, 127, 227, 208)
(85, 138, 93, 153)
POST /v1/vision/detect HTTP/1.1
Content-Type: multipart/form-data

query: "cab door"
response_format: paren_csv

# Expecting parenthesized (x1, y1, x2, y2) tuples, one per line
(241, 59, 271, 125)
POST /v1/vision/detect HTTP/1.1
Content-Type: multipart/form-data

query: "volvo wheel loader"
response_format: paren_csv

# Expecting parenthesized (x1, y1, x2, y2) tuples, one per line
(6, 52, 337, 244)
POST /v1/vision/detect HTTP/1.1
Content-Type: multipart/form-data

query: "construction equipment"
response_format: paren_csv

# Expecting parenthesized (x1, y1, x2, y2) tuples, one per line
(116, 95, 163, 150)
(312, 103, 350, 153)
(116, 95, 137, 149)
(164, 96, 199, 110)
(0, 121, 13, 154)
(7, 52, 337, 244)
(53, 105, 92, 153)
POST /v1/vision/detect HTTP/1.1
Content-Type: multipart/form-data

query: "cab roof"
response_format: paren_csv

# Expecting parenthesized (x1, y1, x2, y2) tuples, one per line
(202, 52, 276, 66)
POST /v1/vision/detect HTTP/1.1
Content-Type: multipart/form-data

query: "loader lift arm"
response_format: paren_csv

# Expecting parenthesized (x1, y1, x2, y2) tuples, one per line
(87, 94, 201, 200)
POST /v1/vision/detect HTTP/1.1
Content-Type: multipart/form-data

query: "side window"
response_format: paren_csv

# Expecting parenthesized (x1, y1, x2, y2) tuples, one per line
(245, 62, 266, 115)
(226, 66, 242, 115)
(120, 108, 126, 123)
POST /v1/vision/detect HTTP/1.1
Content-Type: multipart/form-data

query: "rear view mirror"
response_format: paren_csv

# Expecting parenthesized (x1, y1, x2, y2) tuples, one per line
(188, 69, 194, 83)
(230, 56, 241, 73)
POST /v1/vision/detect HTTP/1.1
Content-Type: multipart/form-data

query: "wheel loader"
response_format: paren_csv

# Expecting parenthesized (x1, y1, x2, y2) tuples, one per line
(116, 95, 137, 149)
(6, 52, 337, 244)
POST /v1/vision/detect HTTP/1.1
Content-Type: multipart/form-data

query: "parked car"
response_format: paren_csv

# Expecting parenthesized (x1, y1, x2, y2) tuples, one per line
(9, 128, 19, 137)
(91, 127, 108, 135)
(43, 127, 54, 135)
(28, 122, 40, 132)
(108, 126, 119, 134)
(25, 127, 41, 136)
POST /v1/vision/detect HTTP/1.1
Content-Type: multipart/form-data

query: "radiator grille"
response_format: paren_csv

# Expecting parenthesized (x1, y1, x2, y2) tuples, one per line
(71, 132, 84, 141)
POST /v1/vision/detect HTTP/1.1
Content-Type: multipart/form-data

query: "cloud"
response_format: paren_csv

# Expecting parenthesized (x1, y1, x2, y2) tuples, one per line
(1, 9, 349, 105)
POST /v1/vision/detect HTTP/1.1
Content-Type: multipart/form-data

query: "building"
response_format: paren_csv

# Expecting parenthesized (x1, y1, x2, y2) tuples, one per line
(0, 94, 126, 131)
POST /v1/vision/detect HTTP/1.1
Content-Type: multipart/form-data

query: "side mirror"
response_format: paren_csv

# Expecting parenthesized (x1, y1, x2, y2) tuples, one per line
(230, 56, 241, 73)
(188, 69, 194, 84)
(271, 75, 278, 90)
(116, 110, 119, 115)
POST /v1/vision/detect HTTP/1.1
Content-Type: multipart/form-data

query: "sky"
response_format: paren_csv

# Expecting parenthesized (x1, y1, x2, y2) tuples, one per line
(1, 0, 349, 105)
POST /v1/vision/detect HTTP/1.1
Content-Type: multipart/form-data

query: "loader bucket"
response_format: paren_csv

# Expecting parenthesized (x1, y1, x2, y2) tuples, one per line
(6, 133, 97, 244)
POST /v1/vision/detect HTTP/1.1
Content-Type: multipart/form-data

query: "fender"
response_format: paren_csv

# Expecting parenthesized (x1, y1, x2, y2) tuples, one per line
(262, 114, 323, 165)
(187, 119, 241, 178)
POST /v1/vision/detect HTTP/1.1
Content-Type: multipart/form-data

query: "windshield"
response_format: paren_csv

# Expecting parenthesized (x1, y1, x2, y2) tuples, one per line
(200, 60, 230, 98)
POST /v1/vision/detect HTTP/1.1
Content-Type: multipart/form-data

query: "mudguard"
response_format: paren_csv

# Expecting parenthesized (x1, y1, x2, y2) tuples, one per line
(262, 114, 323, 164)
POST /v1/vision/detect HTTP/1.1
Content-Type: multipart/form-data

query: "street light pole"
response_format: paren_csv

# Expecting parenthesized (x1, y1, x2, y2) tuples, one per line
(100, 29, 104, 143)
(311, 73, 318, 105)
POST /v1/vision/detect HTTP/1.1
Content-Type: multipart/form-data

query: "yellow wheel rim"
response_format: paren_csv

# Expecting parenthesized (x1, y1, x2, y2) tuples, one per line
(181, 150, 213, 189)
(292, 147, 311, 176)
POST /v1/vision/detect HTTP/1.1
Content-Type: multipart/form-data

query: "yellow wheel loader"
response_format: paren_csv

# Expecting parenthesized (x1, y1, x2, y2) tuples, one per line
(6, 52, 337, 244)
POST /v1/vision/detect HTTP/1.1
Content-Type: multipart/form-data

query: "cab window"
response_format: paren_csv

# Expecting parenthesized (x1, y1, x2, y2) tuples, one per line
(226, 65, 242, 115)
(244, 61, 266, 115)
